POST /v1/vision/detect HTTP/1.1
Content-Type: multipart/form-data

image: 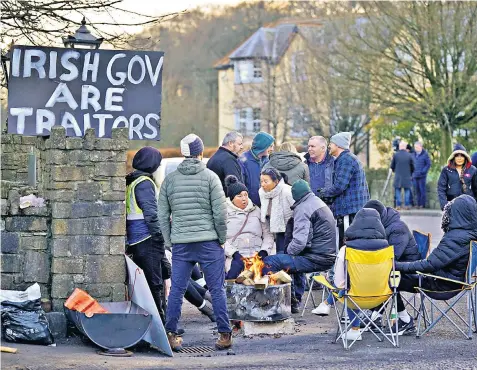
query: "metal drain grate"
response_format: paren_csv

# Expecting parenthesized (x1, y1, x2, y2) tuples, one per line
(177, 346, 215, 355)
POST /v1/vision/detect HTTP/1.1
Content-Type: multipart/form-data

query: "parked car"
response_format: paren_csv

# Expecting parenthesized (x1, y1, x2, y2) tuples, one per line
(155, 157, 209, 189)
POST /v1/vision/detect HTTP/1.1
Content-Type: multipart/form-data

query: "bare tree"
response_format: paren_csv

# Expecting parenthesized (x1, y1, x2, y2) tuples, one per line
(0, 0, 180, 47)
(331, 1, 477, 161)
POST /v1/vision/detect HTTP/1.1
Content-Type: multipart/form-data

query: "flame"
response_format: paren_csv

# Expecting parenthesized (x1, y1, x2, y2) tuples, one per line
(240, 253, 280, 285)
(267, 271, 279, 285)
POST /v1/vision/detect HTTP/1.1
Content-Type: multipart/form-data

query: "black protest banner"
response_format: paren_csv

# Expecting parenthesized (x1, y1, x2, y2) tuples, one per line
(7, 45, 164, 140)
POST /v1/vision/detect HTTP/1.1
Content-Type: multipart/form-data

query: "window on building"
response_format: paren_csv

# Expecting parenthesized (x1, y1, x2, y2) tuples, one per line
(234, 60, 263, 84)
(235, 107, 261, 134)
(253, 108, 261, 132)
(253, 60, 262, 78)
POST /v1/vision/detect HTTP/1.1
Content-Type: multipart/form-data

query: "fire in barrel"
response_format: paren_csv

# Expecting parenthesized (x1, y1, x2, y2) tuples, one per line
(226, 253, 293, 322)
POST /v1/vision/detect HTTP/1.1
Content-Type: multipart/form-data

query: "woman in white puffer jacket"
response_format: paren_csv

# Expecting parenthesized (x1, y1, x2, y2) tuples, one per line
(223, 175, 274, 279)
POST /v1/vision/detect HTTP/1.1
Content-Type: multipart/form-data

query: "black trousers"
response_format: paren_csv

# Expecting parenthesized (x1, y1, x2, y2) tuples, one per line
(130, 237, 166, 322)
(184, 279, 207, 307)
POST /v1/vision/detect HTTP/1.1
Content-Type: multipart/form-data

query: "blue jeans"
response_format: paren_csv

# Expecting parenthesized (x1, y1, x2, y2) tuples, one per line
(263, 254, 325, 303)
(395, 187, 411, 207)
(412, 177, 426, 207)
(165, 240, 231, 334)
(326, 293, 360, 328)
(275, 232, 286, 254)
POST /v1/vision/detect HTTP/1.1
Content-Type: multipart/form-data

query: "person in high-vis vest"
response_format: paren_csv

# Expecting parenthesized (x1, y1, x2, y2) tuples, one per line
(126, 146, 167, 323)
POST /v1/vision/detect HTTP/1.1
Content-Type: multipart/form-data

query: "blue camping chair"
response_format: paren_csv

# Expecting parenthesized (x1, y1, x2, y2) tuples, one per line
(402, 230, 431, 318)
(416, 240, 477, 339)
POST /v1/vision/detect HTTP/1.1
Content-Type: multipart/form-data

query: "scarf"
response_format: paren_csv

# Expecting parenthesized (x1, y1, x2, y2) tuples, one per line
(260, 179, 286, 233)
(441, 199, 453, 233)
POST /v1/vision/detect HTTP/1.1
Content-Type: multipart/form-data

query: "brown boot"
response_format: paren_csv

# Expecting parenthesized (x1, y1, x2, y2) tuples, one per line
(215, 332, 232, 350)
(167, 332, 183, 352)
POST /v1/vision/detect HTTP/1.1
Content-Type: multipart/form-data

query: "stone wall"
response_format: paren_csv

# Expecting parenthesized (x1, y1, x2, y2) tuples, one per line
(1, 127, 129, 310)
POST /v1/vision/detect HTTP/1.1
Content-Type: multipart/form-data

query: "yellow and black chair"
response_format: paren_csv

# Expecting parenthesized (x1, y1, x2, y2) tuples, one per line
(401, 230, 431, 318)
(314, 244, 400, 349)
(416, 240, 477, 339)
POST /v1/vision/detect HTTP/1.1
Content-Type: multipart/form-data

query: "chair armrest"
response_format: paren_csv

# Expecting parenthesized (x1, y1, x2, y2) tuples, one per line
(313, 275, 336, 291)
(416, 272, 471, 287)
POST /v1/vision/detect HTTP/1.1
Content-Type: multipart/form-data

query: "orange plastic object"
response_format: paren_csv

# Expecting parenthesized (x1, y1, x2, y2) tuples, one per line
(64, 288, 109, 315)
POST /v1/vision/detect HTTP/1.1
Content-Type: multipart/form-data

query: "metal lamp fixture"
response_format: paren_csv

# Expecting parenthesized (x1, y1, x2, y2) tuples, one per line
(62, 17, 104, 49)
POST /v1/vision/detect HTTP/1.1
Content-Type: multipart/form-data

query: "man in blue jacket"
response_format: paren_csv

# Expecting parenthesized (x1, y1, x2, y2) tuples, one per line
(240, 131, 274, 206)
(412, 141, 431, 208)
(126, 147, 167, 323)
(305, 136, 334, 194)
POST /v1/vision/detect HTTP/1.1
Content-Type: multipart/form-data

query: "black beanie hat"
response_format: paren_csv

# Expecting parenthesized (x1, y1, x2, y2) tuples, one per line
(225, 175, 248, 200)
(132, 146, 162, 174)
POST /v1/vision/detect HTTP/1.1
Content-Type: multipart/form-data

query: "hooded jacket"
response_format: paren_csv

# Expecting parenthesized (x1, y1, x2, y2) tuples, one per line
(240, 150, 269, 207)
(223, 198, 274, 259)
(396, 195, 477, 282)
(344, 208, 389, 251)
(263, 151, 310, 185)
(158, 158, 227, 247)
(364, 200, 420, 262)
(285, 192, 336, 269)
(437, 149, 477, 210)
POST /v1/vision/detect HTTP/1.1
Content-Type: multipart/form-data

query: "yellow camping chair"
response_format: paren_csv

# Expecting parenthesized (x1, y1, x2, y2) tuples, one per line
(314, 245, 400, 350)
(416, 240, 477, 339)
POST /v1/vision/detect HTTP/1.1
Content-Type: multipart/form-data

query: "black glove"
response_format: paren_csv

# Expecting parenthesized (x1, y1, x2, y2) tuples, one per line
(258, 250, 268, 259)
(226, 257, 245, 280)
(161, 256, 172, 280)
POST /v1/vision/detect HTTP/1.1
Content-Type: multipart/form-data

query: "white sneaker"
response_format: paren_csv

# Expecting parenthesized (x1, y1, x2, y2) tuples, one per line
(345, 329, 362, 341)
(312, 302, 331, 316)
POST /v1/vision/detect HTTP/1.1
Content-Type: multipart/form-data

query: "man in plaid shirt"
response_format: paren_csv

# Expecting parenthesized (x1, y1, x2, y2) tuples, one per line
(316, 132, 370, 249)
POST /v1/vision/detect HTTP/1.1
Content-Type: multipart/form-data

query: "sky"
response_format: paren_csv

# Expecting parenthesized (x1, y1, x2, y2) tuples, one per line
(119, 0, 242, 17)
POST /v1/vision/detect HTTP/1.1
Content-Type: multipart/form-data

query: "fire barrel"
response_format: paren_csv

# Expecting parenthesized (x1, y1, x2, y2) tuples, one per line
(225, 281, 291, 322)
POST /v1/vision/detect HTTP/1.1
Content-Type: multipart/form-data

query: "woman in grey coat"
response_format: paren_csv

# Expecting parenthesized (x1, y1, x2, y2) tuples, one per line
(263, 142, 310, 185)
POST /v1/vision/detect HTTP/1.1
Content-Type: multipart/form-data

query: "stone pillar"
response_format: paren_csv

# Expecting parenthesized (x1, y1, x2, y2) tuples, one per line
(43, 127, 129, 310)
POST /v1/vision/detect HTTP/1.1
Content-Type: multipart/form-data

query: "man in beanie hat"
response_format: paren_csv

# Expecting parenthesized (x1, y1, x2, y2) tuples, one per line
(240, 131, 275, 207)
(263, 180, 336, 312)
(126, 147, 167, 322)
(316, 132, 370, 250)
(158, 134, 232, 351)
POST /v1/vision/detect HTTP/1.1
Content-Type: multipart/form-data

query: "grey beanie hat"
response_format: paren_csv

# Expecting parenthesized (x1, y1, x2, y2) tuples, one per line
(330, 132, 352, 150)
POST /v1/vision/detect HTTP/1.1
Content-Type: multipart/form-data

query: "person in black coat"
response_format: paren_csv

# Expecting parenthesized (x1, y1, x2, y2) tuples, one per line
(207, 131, 244, 193)
(394, 195, 477, 333)
(390, 141, 415, 209)
(437, 144, 477, 210)
(364, 200, 420, 262)
(126, 147, 167, 322)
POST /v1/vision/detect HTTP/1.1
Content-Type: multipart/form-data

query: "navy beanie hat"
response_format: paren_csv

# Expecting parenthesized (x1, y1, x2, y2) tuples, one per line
(225, 175, 248, 200)
(252, 132, 274, 157)
(292, 180, 312, 201)
(133, 146, 162, 174)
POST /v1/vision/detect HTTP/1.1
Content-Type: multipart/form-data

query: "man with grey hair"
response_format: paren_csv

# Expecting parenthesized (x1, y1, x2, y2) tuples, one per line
(304, 136, 334, 195)
(207, 131, 244, 192)
(412, 140, 431, 208)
